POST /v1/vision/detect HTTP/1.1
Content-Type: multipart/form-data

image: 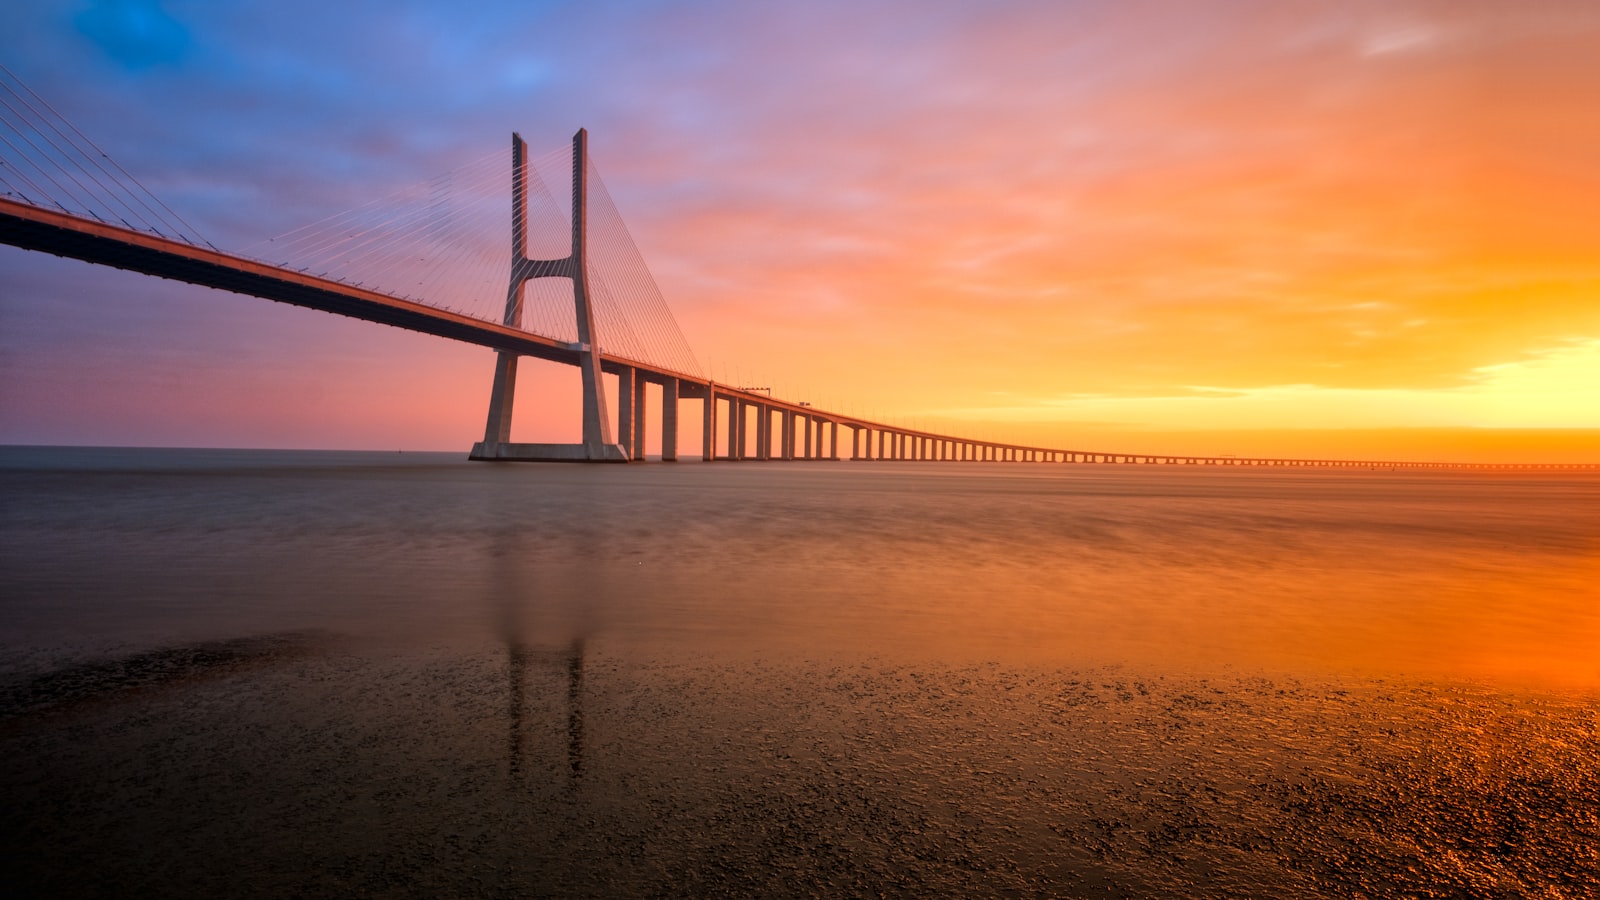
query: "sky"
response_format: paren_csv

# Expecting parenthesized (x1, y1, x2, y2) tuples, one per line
(2, 0, 1599, 461)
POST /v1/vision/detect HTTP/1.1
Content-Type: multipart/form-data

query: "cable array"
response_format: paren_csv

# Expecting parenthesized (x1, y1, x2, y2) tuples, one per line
(241, 146, 525, 324)
(583, 160, 703, 377)
(0, 64, 209, 247)
(246, 136, 702, 377)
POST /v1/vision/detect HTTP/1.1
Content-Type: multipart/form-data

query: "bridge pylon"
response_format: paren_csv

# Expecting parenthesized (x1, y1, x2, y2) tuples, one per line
(470, 130, 629, 462)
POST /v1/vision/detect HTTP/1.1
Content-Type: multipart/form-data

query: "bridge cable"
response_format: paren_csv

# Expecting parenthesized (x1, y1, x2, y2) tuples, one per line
(0, 65, 208, 246)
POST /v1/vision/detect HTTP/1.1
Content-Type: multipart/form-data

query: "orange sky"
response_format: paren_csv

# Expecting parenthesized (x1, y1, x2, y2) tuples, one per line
(2, 1, 1598, 461)
(628, 4, 1600, 462)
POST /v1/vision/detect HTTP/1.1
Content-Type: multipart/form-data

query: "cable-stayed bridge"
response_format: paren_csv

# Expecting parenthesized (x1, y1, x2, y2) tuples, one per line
(1, 72, 1589, 470)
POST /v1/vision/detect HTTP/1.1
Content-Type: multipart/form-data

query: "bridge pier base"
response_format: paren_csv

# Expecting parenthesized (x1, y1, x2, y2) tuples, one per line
(470, 441, 630, 462)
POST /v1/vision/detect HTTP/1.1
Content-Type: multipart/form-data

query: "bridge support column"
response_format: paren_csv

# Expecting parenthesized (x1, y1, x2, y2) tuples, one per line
(660, 377, 678, 461)
(702, 389, 717, 461)
(756, 406, 771, 461)
(481, 353, 518, 445)
(732, 399, 745, 460)
(617, 368, 635, 454)
(631, 376, 647, 461)
(829, 421, 838, 460)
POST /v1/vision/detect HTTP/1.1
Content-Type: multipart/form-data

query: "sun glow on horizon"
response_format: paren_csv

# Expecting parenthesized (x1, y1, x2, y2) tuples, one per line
(928, 338, 1600, 434)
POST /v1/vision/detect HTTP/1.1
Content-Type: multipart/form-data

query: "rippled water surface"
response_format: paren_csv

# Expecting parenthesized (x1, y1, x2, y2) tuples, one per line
(2, 447, 1597, 896)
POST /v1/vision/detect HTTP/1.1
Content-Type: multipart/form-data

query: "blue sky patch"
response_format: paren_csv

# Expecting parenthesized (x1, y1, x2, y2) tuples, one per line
(74, 0, 190, 70)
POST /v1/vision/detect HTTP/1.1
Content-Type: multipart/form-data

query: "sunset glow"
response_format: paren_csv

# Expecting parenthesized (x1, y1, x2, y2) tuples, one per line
(2, 1, 1598, 461)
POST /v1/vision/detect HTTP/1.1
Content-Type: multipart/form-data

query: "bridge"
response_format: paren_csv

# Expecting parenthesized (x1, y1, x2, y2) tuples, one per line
(0, 73, 1590, 471)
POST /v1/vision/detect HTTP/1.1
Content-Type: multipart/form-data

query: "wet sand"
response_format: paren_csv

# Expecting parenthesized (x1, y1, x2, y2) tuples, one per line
(3, 637, 1597, 897)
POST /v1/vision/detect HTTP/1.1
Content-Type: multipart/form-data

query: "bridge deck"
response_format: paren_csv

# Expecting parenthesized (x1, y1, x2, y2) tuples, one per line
(5, 198, 1594, 470)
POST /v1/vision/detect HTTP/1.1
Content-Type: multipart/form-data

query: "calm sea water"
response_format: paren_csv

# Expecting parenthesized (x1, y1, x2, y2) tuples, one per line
(2, 447, 1597, 896)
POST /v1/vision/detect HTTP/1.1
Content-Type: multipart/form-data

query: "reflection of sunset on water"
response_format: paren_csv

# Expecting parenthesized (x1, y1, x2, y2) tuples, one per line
(3, 450, 1597, 892)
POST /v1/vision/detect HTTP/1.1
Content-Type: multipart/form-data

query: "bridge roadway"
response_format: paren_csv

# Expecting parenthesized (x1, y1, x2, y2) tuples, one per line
(5, 197, 1595, 472)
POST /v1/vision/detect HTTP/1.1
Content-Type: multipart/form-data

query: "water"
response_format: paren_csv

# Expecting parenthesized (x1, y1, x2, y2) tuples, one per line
(2, 447, 1597, 896)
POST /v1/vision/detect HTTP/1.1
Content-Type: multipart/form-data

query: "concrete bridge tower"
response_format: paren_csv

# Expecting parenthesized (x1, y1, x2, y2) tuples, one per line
(470, 130, 629, 462)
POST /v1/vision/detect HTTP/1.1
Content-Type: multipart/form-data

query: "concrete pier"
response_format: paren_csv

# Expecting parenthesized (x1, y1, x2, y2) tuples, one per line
(661, 377, 678, 461)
